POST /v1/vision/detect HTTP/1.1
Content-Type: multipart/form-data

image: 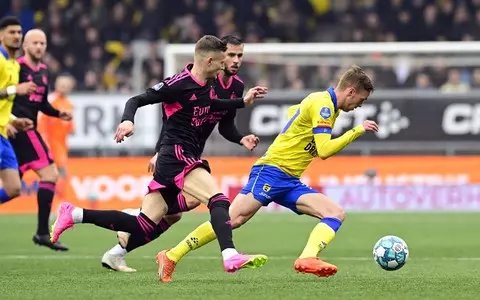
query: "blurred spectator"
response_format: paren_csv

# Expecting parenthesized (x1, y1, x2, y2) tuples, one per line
(440, 69, 470, 93)
(471, 68, 480, 88)
(1, 0, 480, 91)
(415, 73, 434, 90)
(2, 0, 35, 33)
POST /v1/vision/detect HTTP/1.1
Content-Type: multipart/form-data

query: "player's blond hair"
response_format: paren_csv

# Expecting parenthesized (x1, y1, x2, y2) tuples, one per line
(338, 65, 375, 93)
(195, 35, 227, 55)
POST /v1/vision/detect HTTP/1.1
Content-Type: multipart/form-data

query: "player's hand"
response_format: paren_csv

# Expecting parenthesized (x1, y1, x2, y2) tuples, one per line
(114, 121, 134, 143)
(362, 120, 379, 132)
(6, 124, 18, 138)
(240, 134, 259, 151)
(243, 86, 268, 105)
(16, 82, 37, 96)
(59, 111, 73, 121)
(148, 153, 158, 173)
(11, 118, 34, 131)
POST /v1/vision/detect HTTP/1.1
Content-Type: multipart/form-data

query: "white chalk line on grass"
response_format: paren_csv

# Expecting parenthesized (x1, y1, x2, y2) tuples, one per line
(1, 255, 480, 261)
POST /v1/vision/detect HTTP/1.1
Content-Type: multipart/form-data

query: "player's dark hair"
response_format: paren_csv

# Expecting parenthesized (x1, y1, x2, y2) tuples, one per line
(221, 35, 243, 45)
(195, 35, 227, 53)
(0, 16, 21, 30)
(338, 65, 375, 94)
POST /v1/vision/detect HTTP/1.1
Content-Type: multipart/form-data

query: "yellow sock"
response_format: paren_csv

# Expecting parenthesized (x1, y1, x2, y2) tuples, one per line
(299, 218, 342, 259)
(166, 221, 217, 263)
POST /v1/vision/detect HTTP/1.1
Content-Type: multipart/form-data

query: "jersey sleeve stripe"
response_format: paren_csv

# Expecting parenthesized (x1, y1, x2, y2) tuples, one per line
(313, 127, 332, 134)
(280, 108, 300, 134)
(165, 72, 188, 86)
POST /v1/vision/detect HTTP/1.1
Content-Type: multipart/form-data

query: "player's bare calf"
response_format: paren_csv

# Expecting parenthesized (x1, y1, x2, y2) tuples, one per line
(293, 193, 345, 277)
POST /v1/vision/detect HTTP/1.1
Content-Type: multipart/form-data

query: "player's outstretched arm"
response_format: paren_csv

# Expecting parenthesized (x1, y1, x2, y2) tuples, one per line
(314, 120, 378, 159)
(115, 91, 158, 142)
(218, 111, 259, 150)
(211, 86, 268, 111)
(121, 91, 159, 123)
(39, 93, 61, 117)
(210, 97, 245, 111)
(0, 82, 37, 99)
(121, 82, 174, 123)
(218, 110, 243, 145)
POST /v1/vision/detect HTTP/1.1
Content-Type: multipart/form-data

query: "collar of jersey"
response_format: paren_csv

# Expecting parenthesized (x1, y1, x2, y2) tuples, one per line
(0, 47, 8, 59)
(326, 87, 338, 110)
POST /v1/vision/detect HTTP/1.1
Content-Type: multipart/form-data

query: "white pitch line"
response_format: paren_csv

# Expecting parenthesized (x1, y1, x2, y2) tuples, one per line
(1, 255, 480, 261)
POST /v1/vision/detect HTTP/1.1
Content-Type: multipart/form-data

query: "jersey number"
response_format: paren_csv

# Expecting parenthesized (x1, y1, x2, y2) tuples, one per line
(280, 109, 300, 134)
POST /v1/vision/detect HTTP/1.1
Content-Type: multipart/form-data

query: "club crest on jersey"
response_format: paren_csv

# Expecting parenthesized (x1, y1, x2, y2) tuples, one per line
(262, 184, 271, 192)
(152, 82, 164, 91)
(320, 107, 331, 119)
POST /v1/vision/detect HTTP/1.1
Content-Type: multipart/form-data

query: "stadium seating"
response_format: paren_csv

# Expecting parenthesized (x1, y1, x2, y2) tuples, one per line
(2, 0, 480, 90)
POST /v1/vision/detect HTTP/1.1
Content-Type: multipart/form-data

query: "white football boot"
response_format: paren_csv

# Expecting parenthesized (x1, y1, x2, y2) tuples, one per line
(100, 208, 140, 272)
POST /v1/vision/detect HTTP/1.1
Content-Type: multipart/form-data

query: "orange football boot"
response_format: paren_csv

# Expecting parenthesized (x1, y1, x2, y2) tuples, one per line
(156, 250, 177, 282)
(293, 257, 338, 277)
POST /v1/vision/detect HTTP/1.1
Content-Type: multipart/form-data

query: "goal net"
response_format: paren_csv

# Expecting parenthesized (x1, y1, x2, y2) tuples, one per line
(164, 41, 480, 90)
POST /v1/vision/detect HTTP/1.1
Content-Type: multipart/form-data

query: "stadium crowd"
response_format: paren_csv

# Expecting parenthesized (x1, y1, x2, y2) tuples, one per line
(2, 0, 480, 91)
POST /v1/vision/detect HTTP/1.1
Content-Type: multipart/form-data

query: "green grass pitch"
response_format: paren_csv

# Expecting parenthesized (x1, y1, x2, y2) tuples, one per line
(1, 213, 479, 300)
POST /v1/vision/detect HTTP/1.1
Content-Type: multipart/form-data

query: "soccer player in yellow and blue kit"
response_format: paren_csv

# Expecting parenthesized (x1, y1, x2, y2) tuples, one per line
(0, 16, 36, 203)
(156, 65, 378, 281)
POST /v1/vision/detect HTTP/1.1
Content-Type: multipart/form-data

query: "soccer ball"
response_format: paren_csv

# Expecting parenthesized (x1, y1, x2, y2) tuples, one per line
(373, 235, 409, 271)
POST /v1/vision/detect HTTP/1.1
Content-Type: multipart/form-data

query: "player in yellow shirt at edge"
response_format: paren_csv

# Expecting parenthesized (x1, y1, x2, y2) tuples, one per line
(0, 16, 37, 204)
(154, 65, 379, 281)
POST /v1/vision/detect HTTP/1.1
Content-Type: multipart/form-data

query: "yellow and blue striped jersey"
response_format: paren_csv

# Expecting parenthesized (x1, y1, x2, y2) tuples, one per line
(256, 87, 364, 178)
(0, 47, 20, 137)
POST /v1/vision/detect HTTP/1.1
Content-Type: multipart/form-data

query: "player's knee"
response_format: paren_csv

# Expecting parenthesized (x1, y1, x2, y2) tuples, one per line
(333, 207, 346, 222)
(40, 171, 59, 183)
(312, 203, 345, 222)
(9, 187, 21, 198)
(324, 204, 346, 222)
(230, 214, 247, 229)
(164, 213, 182, 225)
(5, 183, 21, 199)
(185, 197, 201, 210)
(38, 165, 59, 183)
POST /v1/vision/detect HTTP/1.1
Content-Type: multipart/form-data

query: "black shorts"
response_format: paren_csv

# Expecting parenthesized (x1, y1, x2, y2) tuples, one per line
(147, 144, 211, 214)
(9, 129, 54, 177)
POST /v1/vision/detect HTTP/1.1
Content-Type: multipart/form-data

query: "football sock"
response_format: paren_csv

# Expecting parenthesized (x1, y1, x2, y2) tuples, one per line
(299, 217, 343, 259)
(207, 194, 237, 255)
(167, 221, 217, 263)
(72, 207, 83, 223)
(108, 244, 127, 256)
(125, 218, 172, 252)
(125, 208, 141, 216)
(221, 248, 238, 260)
(37, 181, 56, 235)
(0, 188, 12, 203)
(82, 209, 157, 238)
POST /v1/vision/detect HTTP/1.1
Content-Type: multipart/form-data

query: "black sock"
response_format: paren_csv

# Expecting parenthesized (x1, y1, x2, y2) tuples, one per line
(208, 193, 235, 251)
(125, 218, 171, 252)
(37, 181, 56, 235)
(83, 210, 156, 237)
